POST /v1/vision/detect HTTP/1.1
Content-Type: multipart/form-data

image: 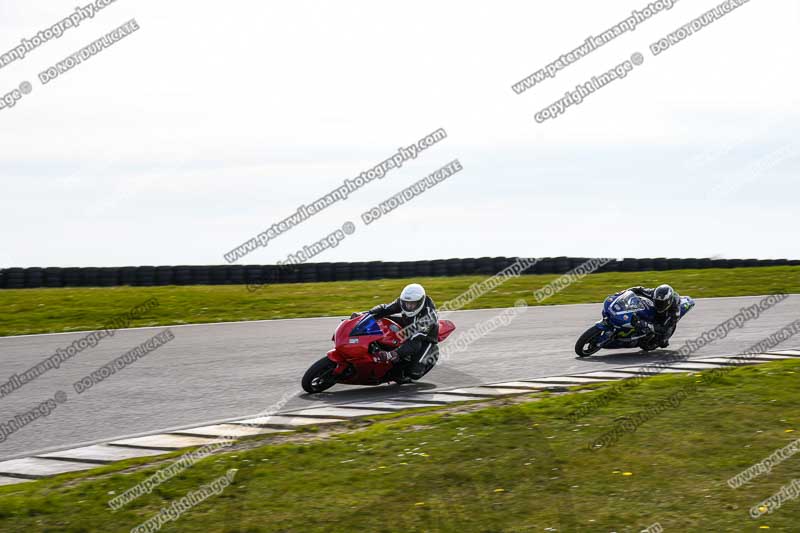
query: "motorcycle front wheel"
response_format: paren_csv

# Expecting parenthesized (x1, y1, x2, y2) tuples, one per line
(575, 326, 604, 357)
(301, 357, 338, 393)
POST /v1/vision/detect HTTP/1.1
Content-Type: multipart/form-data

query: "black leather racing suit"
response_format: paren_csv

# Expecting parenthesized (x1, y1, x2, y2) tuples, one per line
(627, 286, 682, 342)
(369, 296, 439, 380)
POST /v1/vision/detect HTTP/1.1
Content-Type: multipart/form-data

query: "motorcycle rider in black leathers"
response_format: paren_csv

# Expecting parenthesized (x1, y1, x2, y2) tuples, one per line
(354, 283, 439, 383)
(627, 284, 682, 348)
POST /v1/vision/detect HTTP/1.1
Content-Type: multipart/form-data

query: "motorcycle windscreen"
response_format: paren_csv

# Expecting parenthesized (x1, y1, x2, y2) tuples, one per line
(351, 315, 383, 336)
(607, 291, 645, 327)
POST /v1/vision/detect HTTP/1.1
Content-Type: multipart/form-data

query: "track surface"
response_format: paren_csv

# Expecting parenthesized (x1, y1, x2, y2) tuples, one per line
(0, 295, 797, 460)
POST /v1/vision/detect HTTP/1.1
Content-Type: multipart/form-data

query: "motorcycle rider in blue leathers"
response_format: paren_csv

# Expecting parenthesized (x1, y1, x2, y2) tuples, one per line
(617, 284, 682, 348)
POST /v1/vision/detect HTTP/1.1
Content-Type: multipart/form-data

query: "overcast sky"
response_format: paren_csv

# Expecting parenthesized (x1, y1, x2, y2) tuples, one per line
(1, 0, 798, 267)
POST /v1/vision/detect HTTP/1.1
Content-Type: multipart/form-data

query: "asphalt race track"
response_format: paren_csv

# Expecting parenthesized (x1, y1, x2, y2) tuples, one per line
(0, 295, 797, 460)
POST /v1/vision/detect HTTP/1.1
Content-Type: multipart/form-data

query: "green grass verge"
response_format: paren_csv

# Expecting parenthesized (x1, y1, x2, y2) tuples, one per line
(1, 266, 798, 337)
(1, 360, 798, 531)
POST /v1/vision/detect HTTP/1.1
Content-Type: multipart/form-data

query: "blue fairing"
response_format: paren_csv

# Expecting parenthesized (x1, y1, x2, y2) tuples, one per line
(602, 291, 654, 328)
(679, 296, 695, 318)
(594, 321, 612, 331)
(593, 292, 695, 350)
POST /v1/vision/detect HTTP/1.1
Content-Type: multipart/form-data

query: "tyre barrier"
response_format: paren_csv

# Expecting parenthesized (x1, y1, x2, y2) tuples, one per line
(172, 266, 192, 285)
(61, 267, 80, 287)
(445, 258, 463, 276)
(155, 266, 174, 286)
(229, 265, 245, 285)
(351, 263, 368, 281)
(209, 265, 227, 285)
(461, 258, 478, 275)
(398, 261, 417, 279)
(137, 266, 156, 287)
(120, 267, 138, 286)
(414, 260, 432, 277)
(98, 267, 119, 287)
(429, 260, 446, 277)
(316, 263, 334, 282)
(3, 267, 24, 289)
(244, 266, 259, 285)
(553, 256, 571, 274)
(44, 267, 62, 287)
(0, 257, 795, 288)
(475, 257, 495, 275)
(81, 267, 100, 287)
(188, 266, 209, 285)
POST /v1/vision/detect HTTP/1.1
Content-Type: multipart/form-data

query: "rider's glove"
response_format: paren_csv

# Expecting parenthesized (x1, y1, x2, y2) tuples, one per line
(372, 350, 399, 364)
(350, 312, 361, 319)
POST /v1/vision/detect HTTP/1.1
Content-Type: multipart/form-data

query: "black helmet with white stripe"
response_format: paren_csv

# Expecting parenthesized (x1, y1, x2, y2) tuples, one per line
(653, 284, 675, 313)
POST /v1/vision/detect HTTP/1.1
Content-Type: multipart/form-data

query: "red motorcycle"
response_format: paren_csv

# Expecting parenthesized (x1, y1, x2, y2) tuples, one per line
(301, 313, 456, 393)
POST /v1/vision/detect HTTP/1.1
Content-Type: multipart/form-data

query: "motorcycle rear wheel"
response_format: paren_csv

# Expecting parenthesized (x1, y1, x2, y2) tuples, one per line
(575, 326, 604, 357)
(301, 357, 338, 393)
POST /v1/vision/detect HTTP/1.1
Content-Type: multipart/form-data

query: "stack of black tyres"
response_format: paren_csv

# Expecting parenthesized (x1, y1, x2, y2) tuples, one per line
(63, 267, 82, 287)
(350, 263, 368, 281)
(430, 260, 447, 277)
(120, 267, 138, 286)
(445, 258, 464, 276)
(333, 263, 351, 282)
(81, 267, 99, 287)
(652, 258, 669, 271)
(44, 267, 62, 287)
(620, 258, 639, 272)
(637, 258, 654, 272)
(316, 263, 334, 282)
(174, 266, 193, 285)
(365, 261, 383, 280)
(98, 267, 119, 287)
(243, 265, 263, 285)
(4, 268, 24, 288)
(461, 258, 478, 275)
(475, 257, 495, 275)
(24, 267, 43, 288)
(413, 260, 431, 277)
(208, 266, 227, 285)
(154, 266, 173, 286)
(384, 262, 402, 278)
(534, 258, 554, 274)
(136, 266, 156, 286)
(398, 261, 416, 278)
(3, 257, 799, 289)
(188, 266, 208, 285)
(553, 256, 571, 274)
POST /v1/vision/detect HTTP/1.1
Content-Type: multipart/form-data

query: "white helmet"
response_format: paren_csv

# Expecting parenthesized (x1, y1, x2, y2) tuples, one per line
(399, 283, 426, 317)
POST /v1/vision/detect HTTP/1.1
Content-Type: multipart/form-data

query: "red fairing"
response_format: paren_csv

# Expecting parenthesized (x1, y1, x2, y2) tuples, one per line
(437, 320, 456, 342)
(326, 349, 350, 377)
(329, 315, 401, 384)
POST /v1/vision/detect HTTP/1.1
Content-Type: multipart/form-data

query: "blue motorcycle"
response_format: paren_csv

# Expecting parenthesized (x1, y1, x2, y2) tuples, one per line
(575, 290, 695, 357)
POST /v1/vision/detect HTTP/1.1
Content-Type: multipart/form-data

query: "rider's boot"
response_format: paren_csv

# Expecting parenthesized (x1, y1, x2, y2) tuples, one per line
(393, 368, 413, 384)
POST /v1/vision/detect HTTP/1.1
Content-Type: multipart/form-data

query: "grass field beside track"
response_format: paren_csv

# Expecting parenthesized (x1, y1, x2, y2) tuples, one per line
(0, 266, 798, 337)
(0, 359, 798, 531)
